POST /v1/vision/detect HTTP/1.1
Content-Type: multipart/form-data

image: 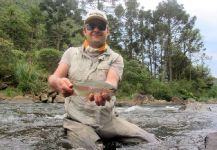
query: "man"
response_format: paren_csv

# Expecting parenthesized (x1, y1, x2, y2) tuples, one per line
(48, 9, 159, 149)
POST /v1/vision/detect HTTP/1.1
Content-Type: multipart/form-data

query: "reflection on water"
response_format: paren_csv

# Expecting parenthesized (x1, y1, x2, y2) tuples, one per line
(1, 101, 217, 150)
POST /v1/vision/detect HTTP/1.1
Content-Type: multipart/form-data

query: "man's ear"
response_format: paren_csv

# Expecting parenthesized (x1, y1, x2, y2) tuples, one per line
(107, 27, 110, 35)
(83, 27, 86, 36)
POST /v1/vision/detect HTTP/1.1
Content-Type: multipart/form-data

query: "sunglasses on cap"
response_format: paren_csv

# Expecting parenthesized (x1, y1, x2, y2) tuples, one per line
(85, 23, 107, 31)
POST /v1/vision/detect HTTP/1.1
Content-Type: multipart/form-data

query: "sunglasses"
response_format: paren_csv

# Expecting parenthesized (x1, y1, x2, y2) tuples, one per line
(85, 23, 107, 31)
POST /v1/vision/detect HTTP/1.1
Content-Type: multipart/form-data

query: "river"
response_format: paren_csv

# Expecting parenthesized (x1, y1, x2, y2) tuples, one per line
(1, 100, 217, 150)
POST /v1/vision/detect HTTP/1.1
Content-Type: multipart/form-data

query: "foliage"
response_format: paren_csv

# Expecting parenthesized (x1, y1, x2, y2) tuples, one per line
(14, 61, 46, 94)
(206, 85, 217, 98)
(39, 0, 82, 50)
(1, 5, 31, 50)
(117, 59, 151, 97)
(35, 48, 63, 73)
(0, 87, 22, 97)
(169, 80, 197, 99)
(147, 80, 173, 100)
(0, 38, 15, 78)
(11, 49, 27, 60)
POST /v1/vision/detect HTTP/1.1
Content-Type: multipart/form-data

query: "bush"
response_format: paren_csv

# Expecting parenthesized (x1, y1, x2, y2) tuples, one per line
(11, 49, 27, 60)
(0, 38, 14, 78)
(147, 79, 173, 100)
(35, 48, 62, 73)
(206, 85, 217, 98)
(117, 59, 150, 98)
(169, 80, 197, 99)
(14, 60, 46, 94)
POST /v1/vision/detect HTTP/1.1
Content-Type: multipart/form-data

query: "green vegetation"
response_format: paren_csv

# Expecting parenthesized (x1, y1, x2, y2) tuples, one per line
(0, 0, 216, 102)
(15, 60, 46, 94)
(1, 87, 22, 97)
(35, 48, 63, 73)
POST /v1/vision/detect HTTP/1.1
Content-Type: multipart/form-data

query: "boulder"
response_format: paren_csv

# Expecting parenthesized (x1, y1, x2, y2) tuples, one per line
(181, 102, 211, 112)
(53, 94, 65, 103)
(205, 132, 217, 150)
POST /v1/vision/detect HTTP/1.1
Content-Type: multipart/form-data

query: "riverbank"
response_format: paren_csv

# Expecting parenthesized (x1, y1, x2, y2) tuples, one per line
(1, 90, 217, 106)
(0, 91, 169, 105)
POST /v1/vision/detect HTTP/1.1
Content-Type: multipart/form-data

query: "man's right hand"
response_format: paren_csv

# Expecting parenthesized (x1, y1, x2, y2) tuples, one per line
(56, 78, 73, 97)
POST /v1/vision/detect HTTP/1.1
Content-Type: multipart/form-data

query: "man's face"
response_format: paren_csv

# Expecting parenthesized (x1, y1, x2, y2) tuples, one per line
(83, 19, 109, 48)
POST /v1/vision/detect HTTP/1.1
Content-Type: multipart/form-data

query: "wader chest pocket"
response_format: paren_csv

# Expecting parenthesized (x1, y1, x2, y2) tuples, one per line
(97, 64, 110, 80)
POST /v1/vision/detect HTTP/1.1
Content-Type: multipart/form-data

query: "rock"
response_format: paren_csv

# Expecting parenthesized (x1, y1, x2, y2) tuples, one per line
(156, 99, 168, 103)
(53, 95, 65, 103)
(182, 102, 211, 112)
(32, 96, 41, 103)
(186, 98, 196, 103)
(133, 94, 155, 105)
(0, 82, 8, 90)
(47, 96, 53, 103)
(205, 132, 217, 150)
(171, 96, 185, 105)
(48, 89, 57, 98)
(40, 93, 48, 103)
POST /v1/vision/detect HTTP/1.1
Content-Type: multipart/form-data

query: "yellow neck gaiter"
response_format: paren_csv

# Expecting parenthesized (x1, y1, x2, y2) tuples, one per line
(83, 40, 107, 53)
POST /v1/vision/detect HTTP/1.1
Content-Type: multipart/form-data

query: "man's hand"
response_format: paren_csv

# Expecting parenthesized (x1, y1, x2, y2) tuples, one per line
(88, 90, 111, 106)
(56, 78, 74, 97)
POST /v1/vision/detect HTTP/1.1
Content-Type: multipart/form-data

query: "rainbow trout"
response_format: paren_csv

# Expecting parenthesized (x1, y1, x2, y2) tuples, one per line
(72, 80, 116, 97)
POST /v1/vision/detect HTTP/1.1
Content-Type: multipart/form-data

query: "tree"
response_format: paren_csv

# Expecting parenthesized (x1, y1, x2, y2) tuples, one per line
(39, 0, 82, 50)
(124, 0, 140, 59)
(28, 5, 46, 50)
(0, 4, 31, 50)
(107, 4, 124, 51)
(153, 0, 205, 81)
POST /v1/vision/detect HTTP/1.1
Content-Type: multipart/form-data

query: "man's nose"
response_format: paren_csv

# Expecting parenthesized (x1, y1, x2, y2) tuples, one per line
(92, 26, 100, 31)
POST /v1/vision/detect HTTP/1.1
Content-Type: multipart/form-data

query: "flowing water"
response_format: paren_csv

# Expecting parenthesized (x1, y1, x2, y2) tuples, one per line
(1, 100, 217, 150)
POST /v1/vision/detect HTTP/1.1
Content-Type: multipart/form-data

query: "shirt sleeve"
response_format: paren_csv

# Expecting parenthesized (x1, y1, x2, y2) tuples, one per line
(59, 48, 72, 66)
(110, 54, 124, 80)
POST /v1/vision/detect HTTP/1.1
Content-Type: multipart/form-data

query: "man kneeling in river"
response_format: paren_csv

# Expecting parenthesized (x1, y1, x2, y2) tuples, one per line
(48, 9, 160, 149)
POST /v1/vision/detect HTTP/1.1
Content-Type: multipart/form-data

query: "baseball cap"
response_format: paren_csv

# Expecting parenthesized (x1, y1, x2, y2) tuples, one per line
(84, 9, 108, 24)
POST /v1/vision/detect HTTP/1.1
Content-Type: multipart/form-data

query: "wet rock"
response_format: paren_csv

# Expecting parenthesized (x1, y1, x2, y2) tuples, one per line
(182, 102, 212, 112)
(205, 132, 217, 150)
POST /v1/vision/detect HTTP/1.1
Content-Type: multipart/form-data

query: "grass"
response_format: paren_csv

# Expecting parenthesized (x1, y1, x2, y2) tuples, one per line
(0, 87, 22, 98)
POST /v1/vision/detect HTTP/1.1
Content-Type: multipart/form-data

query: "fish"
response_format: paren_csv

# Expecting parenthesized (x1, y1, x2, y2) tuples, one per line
(72, 80, 116, 97)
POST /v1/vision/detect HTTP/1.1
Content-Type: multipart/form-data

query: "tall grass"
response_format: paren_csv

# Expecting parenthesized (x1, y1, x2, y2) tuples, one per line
(14, 61, 46, 94)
